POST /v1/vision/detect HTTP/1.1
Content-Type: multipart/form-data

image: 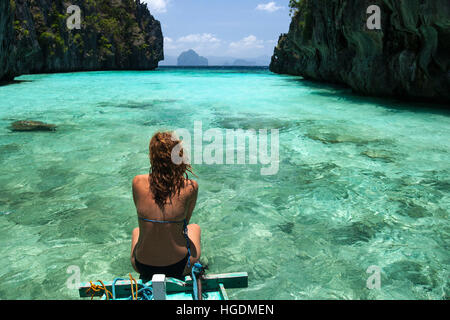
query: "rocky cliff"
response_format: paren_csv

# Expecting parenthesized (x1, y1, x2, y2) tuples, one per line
(270, 0, 450, 103)
(0, 0, 163, 81)
(0, 0, 15, 81)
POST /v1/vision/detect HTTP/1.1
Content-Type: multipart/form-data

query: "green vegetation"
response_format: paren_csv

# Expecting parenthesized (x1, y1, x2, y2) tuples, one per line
(83, 0, 147, 62)
(10, 0, 16, 12)
(32, 3, 69, 55)
(13, 20, 29, 37)
(289, 0, 308, 15)
(289, 0, 314, 41)
(72, 33, 84, 54)
(11, 0, 158, 66)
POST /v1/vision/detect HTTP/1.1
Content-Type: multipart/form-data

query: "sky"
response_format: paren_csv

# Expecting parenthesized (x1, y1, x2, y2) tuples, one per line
(141, 0, 292, 60)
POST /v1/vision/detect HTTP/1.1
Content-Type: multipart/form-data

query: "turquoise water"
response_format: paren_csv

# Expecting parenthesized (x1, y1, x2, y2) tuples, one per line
(0, 67, 449, 299)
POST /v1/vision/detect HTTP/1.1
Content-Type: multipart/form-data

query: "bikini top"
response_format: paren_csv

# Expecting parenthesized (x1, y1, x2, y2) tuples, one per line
(138, 216, 191, 268)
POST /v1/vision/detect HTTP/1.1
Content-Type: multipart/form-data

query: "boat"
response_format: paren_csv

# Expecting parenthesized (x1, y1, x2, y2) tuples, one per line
(78, 271, 248, 300)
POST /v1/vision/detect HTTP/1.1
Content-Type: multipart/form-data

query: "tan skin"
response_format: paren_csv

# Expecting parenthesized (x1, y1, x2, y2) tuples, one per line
(130, 174, 200, 276)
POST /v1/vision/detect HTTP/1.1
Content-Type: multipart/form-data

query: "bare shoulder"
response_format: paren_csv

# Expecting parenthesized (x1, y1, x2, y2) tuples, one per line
(132, 174, 148, 189)
(185, 179, 198, 193)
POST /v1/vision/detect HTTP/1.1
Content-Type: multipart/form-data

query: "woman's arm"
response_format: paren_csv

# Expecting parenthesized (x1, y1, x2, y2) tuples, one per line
(185, 180, 198, 224)
(132, 175, 142, 208)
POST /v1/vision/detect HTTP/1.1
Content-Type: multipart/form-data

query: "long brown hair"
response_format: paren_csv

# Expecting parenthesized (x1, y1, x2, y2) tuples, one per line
(149, 131, 194, 209)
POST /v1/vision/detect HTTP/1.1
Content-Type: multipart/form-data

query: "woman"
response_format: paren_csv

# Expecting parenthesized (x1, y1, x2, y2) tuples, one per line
(130, 131, 200, 281)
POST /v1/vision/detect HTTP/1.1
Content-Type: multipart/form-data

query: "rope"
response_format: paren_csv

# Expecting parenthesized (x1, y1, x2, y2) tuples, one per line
(135, 282, 154, 300)
(86, 280, 113, 300)
(87, 268, 210, 301)
(112, 273, 153, 300)
(191, 263, 204, 300)
(111, 273, 145, 300)
(129, 273, 138, 300)
(88, 273, 150, 300)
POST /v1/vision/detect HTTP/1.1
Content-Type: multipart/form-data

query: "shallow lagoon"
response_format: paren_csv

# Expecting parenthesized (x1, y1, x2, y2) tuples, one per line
(0, 67, 448, 299)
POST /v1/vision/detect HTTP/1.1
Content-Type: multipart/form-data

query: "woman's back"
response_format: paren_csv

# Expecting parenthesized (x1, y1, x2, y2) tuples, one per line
(132, 174, 198, 266)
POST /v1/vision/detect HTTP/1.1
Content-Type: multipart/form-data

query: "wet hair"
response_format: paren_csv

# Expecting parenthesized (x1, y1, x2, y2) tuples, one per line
(148, 131, 194, 210)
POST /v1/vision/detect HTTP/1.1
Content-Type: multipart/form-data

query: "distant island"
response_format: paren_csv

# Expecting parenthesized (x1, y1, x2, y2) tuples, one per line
(232, 59, 256, 66)
(161, 54, 270, 67)
(177, 49, 208, 66)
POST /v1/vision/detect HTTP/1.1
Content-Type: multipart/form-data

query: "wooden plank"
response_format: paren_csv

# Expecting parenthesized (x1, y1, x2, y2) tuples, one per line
(160, 273, 248, 293)
(218, 283, 229, 300)
(165, 278, 190, 293)
(184, 272, 248, 291)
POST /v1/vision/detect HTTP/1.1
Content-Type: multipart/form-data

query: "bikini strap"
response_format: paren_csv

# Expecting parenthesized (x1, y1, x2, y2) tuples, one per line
(138, 217, 185, 224)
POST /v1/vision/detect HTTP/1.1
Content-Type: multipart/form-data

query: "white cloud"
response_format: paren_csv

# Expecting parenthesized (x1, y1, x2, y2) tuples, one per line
(178, 33, 221, 44)
(229, 35, 264, 50)
(265, 39, 278, 45)
(164, 34, 222, 56)
(142, 0, 169, 14)
(164, 37, 177, 50)
(256, 2, 283, 13)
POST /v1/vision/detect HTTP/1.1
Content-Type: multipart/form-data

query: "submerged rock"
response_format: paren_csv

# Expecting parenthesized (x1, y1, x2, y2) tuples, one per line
(361, 149, 395, 162)
(278, 222, 295, 234)
(270, 0, 450, 104)
(10, 120, 56, 132)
